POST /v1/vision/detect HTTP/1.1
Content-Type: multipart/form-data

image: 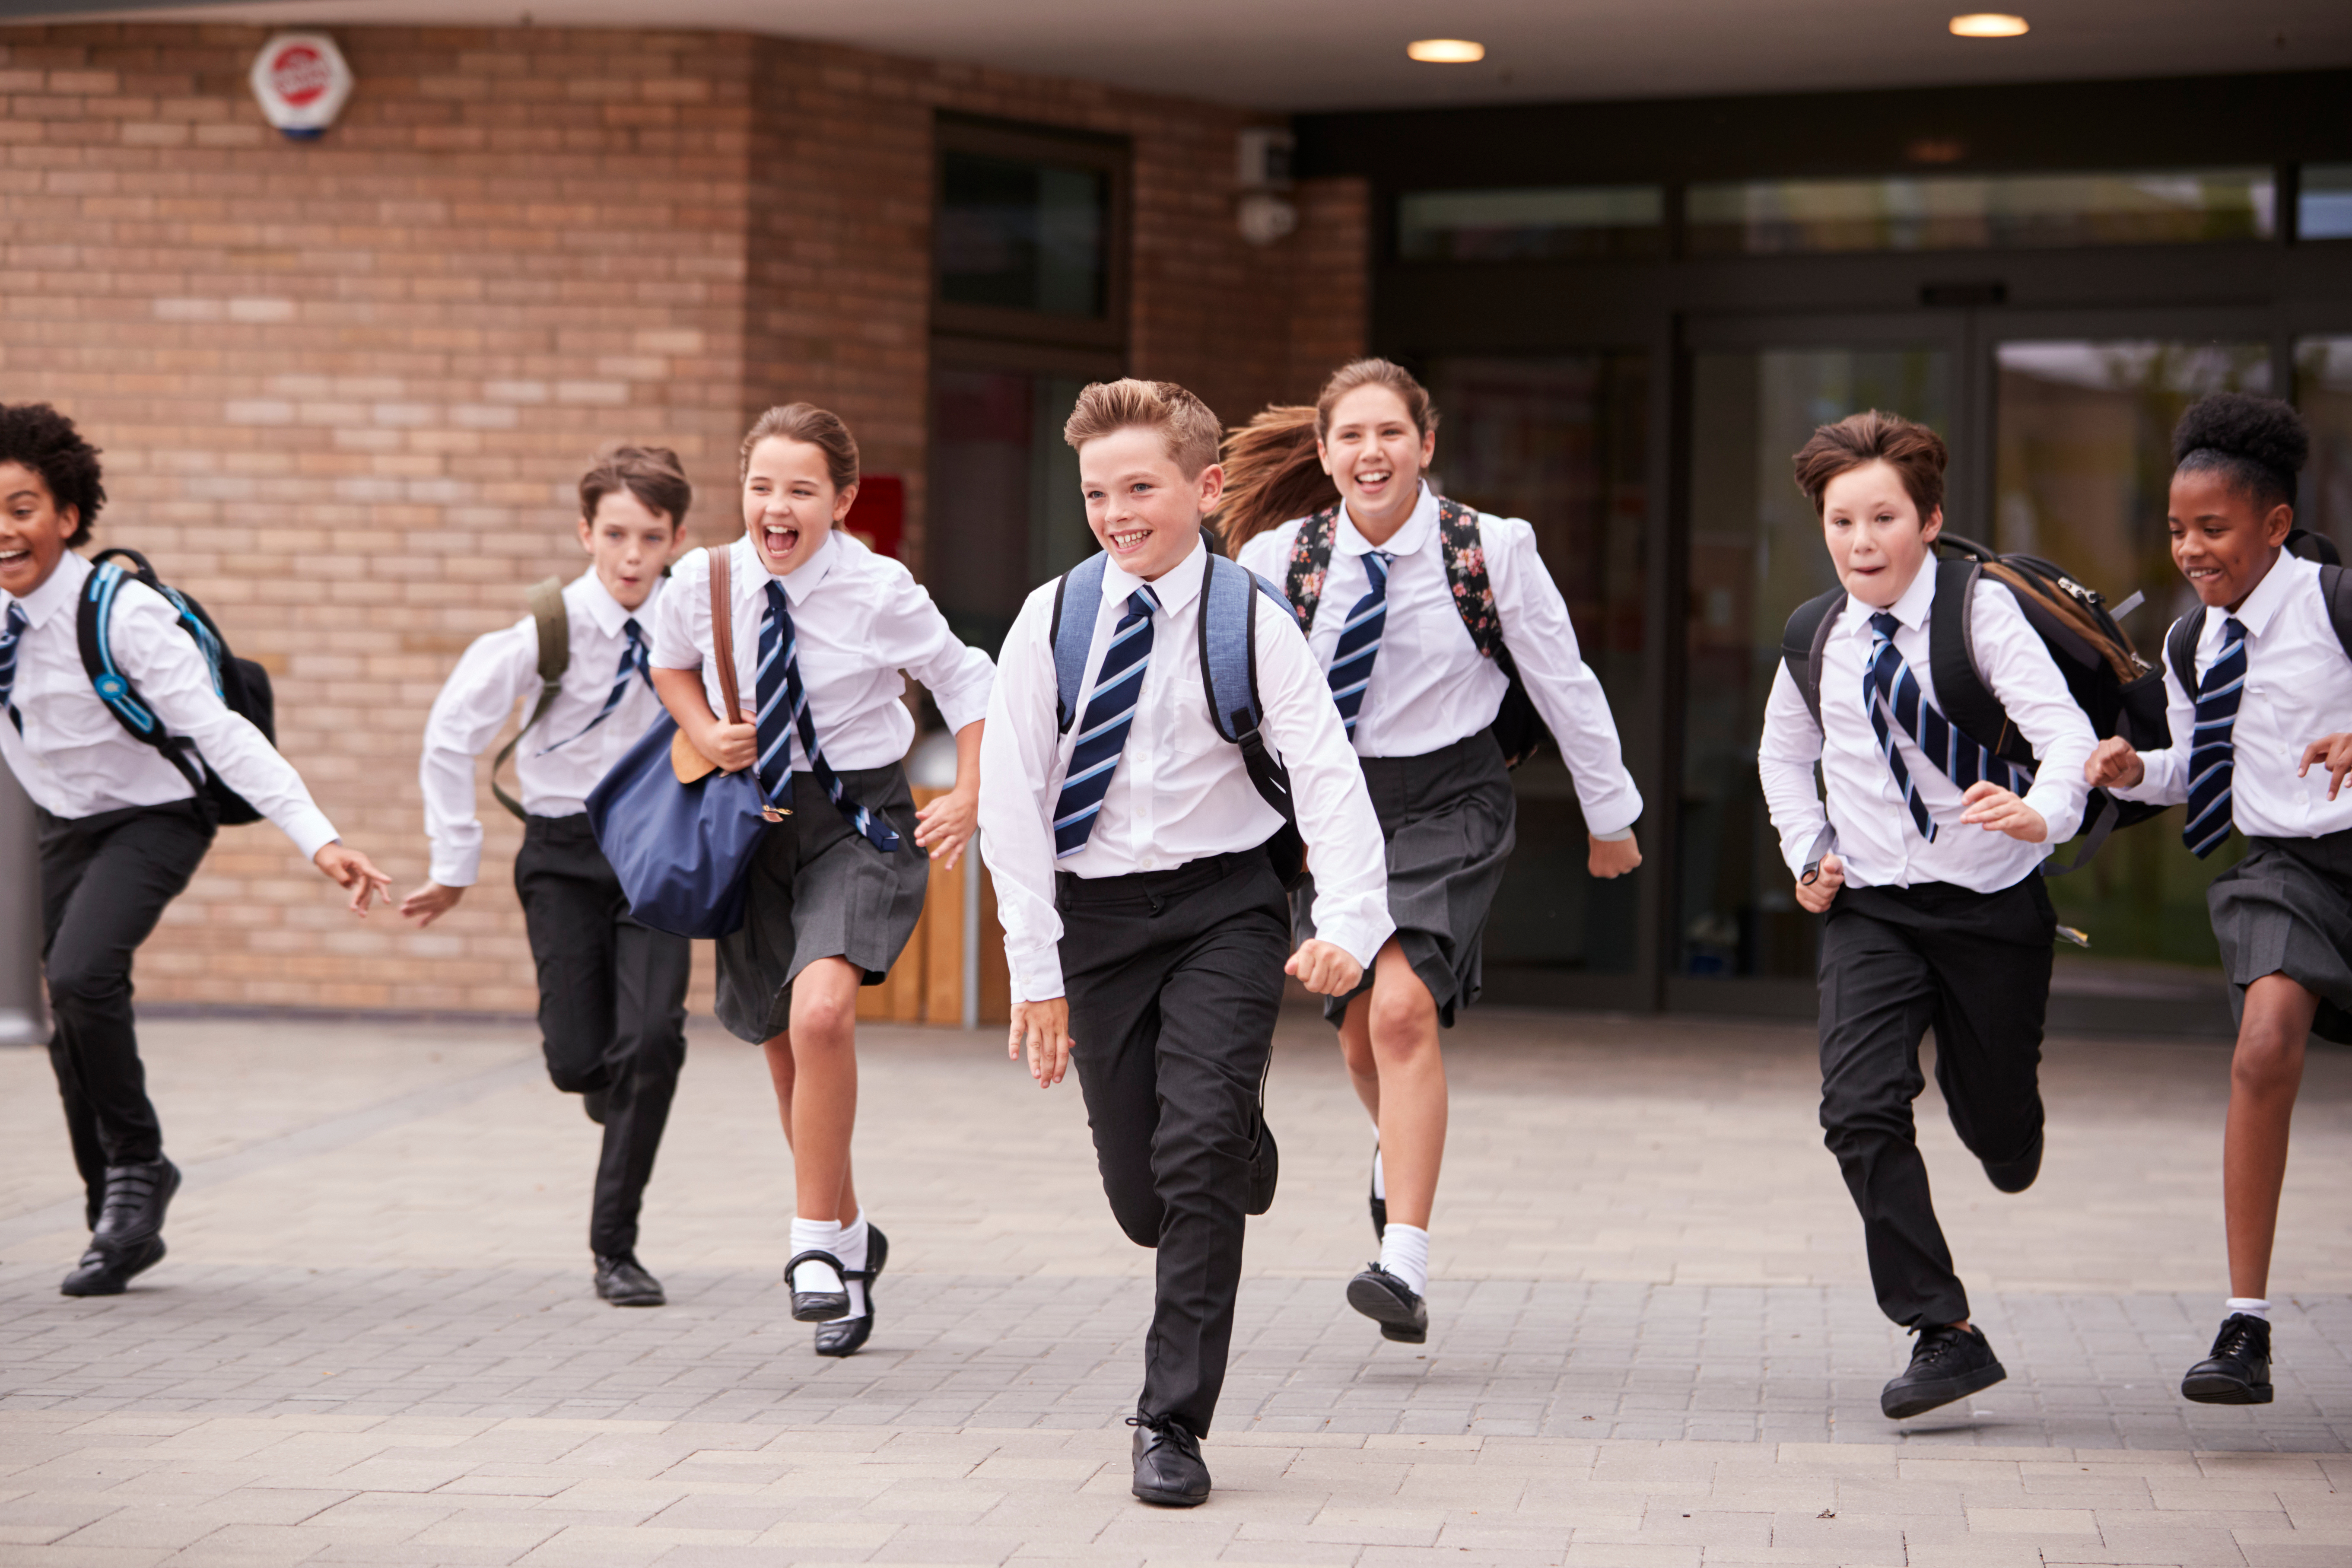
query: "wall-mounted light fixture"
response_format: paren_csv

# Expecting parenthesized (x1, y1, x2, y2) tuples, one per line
(1406, 38, 1486, 63)
(1948, 13, 2029, 37)
(1236, 126, 1298, 246)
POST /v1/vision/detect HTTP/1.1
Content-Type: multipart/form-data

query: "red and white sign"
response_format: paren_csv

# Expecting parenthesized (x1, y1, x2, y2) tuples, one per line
(250, 33, 353, 140)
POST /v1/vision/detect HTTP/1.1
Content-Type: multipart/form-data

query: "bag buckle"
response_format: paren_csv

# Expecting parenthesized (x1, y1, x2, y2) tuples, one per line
(761, 804, 792, 822)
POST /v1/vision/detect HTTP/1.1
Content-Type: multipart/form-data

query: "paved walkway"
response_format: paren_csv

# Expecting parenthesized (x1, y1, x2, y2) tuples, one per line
(2, 1009, 2349, 1565)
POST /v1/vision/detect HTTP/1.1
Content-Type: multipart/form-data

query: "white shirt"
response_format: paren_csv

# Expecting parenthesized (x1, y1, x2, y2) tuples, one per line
(0, 551, 337, 856)
(977, 540, 1394, 1004)
(1235, 483, 1643, 836)
(419, 571, 670, 887)
(2110, 552, 2352, 841)
(648, 532, 995, 767)
(1757, 558, 2096, 893)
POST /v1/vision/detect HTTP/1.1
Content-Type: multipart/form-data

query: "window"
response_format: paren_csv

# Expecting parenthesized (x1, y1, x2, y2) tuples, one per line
(2301, 165, 2352, 242)
(2299, 337, 2352, 550)
(1398, 186, 1665, 262)
(933, 117, 1127, 351)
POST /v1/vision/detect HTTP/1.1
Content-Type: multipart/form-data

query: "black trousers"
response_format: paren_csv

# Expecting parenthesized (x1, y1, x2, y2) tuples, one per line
(38, 800, 217, 1221)
(514, 813, 693, 1258)
(1818, 875, 2056, 1329)
(1058, 847, 1289, 1438)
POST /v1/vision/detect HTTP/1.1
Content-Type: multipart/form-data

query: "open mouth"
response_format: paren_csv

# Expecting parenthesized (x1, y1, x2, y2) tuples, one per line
(1351, 468, 1393, 492)
(1105, 525, 1153, 554)
(760, 524, 801, 558)
(0, 548, 28, 566)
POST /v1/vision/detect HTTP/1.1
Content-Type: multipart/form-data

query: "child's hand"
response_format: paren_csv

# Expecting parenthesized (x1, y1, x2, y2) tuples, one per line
(1286, 939, 1362, 997)
(314, 843, 394, 916)
(399, 881, 465, 927)
(1795, 851, 1843, 914)
(700, 718, 758, 774)
(1959, 781, 2047, 843)
(2085, 736, 2145, 790)
(1009, 998, 1072, 1087)
(914, 785, 978, 868)
(2299, 733, 2352, 800)
(1588, 831, 1642, 879)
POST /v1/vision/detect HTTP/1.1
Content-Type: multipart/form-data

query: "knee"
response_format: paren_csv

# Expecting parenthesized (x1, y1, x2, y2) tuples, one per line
(45, 956, 124, 1014)
(2231, 1030, 2304, 1097)
(1367, 980, 1438, 1061)
(791, 988, 858, 1051)
(1337, 1024, 1378, 1081)
(1103, 1173, 1163, 1248)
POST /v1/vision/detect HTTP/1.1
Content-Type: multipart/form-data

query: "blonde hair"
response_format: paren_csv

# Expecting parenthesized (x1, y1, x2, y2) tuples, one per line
(740, 403, 858, 492)
(1216, 358, 1438, 550)
(1062, 378, 1222, 477)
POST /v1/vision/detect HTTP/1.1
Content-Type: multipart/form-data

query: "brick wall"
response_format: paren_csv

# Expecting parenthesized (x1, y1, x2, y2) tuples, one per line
(0, 21, 1368, 1016)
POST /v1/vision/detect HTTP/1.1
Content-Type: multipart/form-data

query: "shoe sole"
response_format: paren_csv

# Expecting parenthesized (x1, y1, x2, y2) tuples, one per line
(61, 1237, 167, 1298)
(1346, 1274, 1428, 1345)
(599, 1290, 665, 1307)
(2181, 1373, 2273, 1405)
(1132, 1483, 1208, 1507)
(1882, 1361, 2007, 1419)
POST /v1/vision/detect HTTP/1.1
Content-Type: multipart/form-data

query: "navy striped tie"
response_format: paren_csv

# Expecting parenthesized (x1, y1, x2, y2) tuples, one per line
(2183, 616, 2247, 859)
(1326, 551, 1392, 737)
(1863, 611, 2034, 843)
(538, 616, 649, 754)
(1052, 587, 1158, 858)
(756, 581, 900, 851)
(0, 601, 24, 735)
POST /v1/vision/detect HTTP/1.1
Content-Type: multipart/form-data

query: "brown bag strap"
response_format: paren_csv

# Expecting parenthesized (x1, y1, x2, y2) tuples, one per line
(709, 545, 742, 724)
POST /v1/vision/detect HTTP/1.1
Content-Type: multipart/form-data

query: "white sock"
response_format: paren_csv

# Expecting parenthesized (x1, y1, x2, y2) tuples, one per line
(1371, 1146, 1386, 1202)
(789, 1217, 843, 1298)
(1379, 1222, 1429, 1296)
(2226, 1296, 2271, 1322)
(836, 1211, 870, 1319)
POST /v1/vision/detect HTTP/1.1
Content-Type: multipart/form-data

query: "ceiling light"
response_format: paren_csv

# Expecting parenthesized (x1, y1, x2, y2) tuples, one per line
(1406, 38, 1486, 63)
(1949, 13, 2029, 37)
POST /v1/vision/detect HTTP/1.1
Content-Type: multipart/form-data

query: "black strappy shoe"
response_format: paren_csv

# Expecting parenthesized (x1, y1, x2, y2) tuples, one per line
(815, 1224, 888, 1358)
(785, 1249, 849, 1322)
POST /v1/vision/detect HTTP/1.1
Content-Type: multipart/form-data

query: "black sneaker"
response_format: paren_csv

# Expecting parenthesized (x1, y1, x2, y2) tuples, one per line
(2182, 1313, 2273, 1405)
(1881, 1323, 2007, 1419)
(1128, 1416, 1209, 1507)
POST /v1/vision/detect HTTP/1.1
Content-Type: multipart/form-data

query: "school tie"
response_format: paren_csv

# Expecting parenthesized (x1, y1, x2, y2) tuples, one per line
(2183, 616, 2248, 859)
(537, 617, 649, 754)
(1326, 551, 1392, 737)
(1052, 586, 1159, 858)
(1863, 611, 2034, 843)
(0, 602, 24, 735)
(756, 581, 899, 851)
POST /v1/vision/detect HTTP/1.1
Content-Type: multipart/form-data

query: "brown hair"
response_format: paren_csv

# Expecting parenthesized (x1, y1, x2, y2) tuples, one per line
(1791, 410, 1947, 521)
(1216, 358, 1439, 551)
(1062, 378, 1222, 477)
(578, 444, 692, 528)
(741, 403, 859, 492)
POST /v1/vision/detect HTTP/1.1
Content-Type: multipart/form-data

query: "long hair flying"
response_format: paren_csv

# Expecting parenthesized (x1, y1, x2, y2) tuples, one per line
(1214, 358, 1439, 553)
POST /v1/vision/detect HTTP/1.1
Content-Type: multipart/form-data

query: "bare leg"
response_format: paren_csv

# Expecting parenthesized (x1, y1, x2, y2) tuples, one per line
(758, 956, 864, 1226)
(1337, 993, 1381, 1123)
(1363, 938, 1445, 1231)
(760, 1021, 860, 1222)
(2225, 973, 2319, 1300)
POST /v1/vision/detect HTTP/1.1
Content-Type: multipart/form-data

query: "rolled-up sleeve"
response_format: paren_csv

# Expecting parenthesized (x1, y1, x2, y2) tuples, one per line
(1486, 518, 1643, 836)
(976, 590, 1069, 1003)
(419, 620, 536, 887)
(1757, 662, 1831, 881)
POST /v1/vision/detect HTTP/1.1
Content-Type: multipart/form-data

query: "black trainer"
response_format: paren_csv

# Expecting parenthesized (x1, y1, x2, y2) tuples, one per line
(1881, 1323, 2007, 1419)
(60, 1234, 166, 1298)
(1346, 1263, 1428, 1344)
(1981, 1129, 2043, 1194)
(1368, 1144, 1386, 1242)
(1128, 1416, 1210, 1507)
(2182, 1312, 2273, 1405)
(91, 1157, 180, 1251)
(594, 1253, 665, 1307)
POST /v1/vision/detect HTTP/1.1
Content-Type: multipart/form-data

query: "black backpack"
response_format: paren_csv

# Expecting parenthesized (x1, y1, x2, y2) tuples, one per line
(1780, 534, 2169, 874)
(76, 547, 278, 826)
(2162, 529, 2352, 705)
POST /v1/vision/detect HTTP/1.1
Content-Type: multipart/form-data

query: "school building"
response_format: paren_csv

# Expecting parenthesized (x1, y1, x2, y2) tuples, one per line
(1, 3, 2349, 1034)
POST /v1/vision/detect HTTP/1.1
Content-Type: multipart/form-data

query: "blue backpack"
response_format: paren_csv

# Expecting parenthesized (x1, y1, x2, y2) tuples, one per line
(1047, 540, 1307, 887)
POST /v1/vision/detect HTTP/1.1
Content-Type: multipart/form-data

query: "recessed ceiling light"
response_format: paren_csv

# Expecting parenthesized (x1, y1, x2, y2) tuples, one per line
(1406, 38, 1486, 63)
(1949, 13, 2029, 37)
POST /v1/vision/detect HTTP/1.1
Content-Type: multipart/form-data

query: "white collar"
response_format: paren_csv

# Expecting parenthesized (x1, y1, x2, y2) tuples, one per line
(1335, 482, 1437, 559)
(1104, 535, 1206, 617)
(571, 568, 660, 636)
(1846, 554, 1938, 636)
(10, 549, 93, 630)
(2225, 550, 2309, 640)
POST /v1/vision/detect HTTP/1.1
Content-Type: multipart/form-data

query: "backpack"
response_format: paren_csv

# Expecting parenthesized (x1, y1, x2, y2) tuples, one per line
(488, 576, 570, 821)
(1048, 545, 1307, 888)
(2162, 529, 2352, 709)
(1779, 534, 2170, 875)
(1281, 497, 1549, 767)
(76, 547, 277, 827)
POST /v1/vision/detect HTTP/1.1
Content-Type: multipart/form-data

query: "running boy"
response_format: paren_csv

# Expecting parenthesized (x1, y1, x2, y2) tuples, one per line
(978, 379, 1391, 1508)
(1757, 411, 2095, 1419)
(0, 402, 392, 1297)
(2087, 393, 2342, 1406)
(402, 446, 693, 1309)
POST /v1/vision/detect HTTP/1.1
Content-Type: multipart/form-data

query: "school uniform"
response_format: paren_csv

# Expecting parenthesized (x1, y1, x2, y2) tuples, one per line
(2109, 552, 2352, 1041)
(420, 570, 689, 1265)
(1756, 560, 2094, 1331)
(648, 532, 993, 1042)
(978, 538, 1391, 1444)
(1236, 483, 1641, 1026)
(0, 550, 338, 1279)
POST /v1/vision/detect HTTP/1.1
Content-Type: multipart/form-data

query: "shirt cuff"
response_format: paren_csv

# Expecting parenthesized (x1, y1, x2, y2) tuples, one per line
(1007, 941, 1065, 1004)
(1308, 909, 1396, 976)
(1591, 824, 1634, 843)
(1576, 781, 1643, 839)
(429, 842, 483, 888)
(280, 808, 340, 862)
(2020, 781, 2085, 846)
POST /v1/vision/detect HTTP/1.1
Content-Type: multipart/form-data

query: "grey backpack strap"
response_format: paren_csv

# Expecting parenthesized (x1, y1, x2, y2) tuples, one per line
(490, 576, 570, 821)
(1050, 553, 1111, 735)
(2320, 564, 2352, 668)
(2164, 606, 2207, 703)
(1780, 588, 1843, 734)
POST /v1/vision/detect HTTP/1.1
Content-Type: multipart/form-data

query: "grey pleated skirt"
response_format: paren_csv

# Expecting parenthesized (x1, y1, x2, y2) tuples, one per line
(1292, 728, 1518, 1029)
(2208, 830, 2352, 1044)
(713, 763, 928, 1044)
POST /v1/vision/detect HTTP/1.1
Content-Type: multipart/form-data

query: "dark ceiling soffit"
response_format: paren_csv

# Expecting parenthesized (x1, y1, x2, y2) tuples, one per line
(0, 0, 299, 15)
(1295, 68, 2352, 187)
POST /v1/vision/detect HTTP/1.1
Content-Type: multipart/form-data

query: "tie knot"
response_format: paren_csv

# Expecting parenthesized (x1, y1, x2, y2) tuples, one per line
(1125, 588, 1158, 620)
(1366, 551, 1392, 584)
(1868, 610, 1901, 640)
(2224, 616, 2249, 646)
(622, 616, 641, 642)
(3, 602, 23, 634)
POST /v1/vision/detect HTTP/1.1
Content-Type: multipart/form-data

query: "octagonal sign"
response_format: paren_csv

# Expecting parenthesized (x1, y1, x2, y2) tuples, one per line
(250, 32, 353, 140)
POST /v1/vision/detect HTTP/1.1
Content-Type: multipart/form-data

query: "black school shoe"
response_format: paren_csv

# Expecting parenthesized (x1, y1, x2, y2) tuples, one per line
(815, 1225, 888, 1358)
(594, 1253, 665, 1307)
(1881, 1323, 2007, 1419)
(1346, 1263, 1428, 1344)
(1128, 1416, 1210, 1507)
(1981, 1129, 2044, 1194)
(786, 1250, 850, 1322)
(60, 1234, 166, 1298)
(1369, 1144, 1386, 1242)
(2182, 1313, 2273, 1405)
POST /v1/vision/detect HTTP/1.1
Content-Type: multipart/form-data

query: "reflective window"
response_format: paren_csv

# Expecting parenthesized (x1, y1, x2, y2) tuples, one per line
(2301, 165, 2352, 241)
(937, 150, 1111, 318)
(1687, 169, 2276, 254)
(1398, 186, 1665, 261)
(2298, 337, 2352, 552)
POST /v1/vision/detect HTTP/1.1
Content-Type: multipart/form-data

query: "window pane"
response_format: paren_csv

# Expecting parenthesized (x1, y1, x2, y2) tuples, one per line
(1421, 353, 1649, 978)
(926, 367, 1093, 655)
(938, 152, 1109, 317)
(1398, 186, 1665, 261)
(2301, 165, 2352, 241)
(1688, 169, 2276, 254)
(2298, 337, 2352, 552)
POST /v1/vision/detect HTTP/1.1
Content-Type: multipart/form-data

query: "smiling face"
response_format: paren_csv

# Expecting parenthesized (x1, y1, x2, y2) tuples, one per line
(576, 487, 680, 611)
(1077, 425, 1224, 582)
(1820, 459, 1942, 609)
(0, 461, 78, 601)
(1317, 383, 1434, 541)
(2169, 466, 2292, 612)
(743, 436, 855, 577)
